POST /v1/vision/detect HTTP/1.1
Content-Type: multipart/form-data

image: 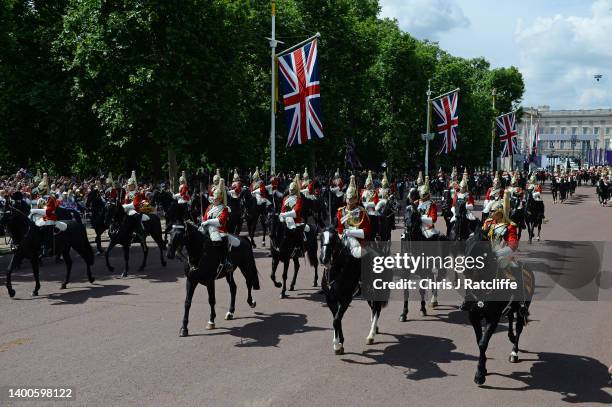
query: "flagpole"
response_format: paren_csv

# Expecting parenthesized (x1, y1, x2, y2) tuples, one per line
(422, 79, 433, 176)
(490, 88, 496, 171)
(270, 0, 277, 174)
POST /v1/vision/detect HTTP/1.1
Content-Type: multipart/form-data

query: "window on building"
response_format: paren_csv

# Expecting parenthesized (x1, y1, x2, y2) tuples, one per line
(549, 140, 554, 149)
(560, 127, 566, 135)
(594, 127, 599, 135)
(572, 127, 577, 135)
(583, 127, 589, 135)
(560, 140, 566, 149)
(606, 128, 611, 135)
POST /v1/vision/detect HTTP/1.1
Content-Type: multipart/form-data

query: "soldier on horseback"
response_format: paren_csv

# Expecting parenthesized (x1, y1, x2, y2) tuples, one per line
(449, 167, 459, 197)
(300, 168, 318, 201)
(417, 176, 440, 240)
(230, 169, 242, 199)
(31, 193, 68, 256)
(375, 172, 391, 213)
(201, 178, 235, 277)
(174, 171, 191, 205)
(279, 174, 304, 232)
(122, 171, 150, 236)
(451, 169, 476, 224)
(250, 167, 271, 208)
(337, 175, 371, 258)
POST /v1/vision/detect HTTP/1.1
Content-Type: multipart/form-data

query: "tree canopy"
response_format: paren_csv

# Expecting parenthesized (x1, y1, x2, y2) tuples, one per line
(0, 0, 524, 176)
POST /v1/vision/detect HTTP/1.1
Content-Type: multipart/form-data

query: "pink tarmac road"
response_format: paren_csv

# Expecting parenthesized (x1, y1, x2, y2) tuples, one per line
(0, 185, 611, 406)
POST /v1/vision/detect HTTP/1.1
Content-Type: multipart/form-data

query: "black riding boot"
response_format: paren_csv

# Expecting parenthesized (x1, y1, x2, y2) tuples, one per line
(42, 225, 55, 257)
(216, 237, 232, 278)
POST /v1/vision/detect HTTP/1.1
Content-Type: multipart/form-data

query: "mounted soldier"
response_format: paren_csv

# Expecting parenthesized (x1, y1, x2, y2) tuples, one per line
(30, 193, 68, 256)
(417, 176, 440, 240)
(329, 168, 345, 200)
(279, 174, 304, 233)
(449, 167, 459, 198)
(174, 171, 191, 205)
(122, 171, 151, 235)
(265, 171, 284, 210)
(250, 167, 271, 208)
(451, 169, 476, 224)
(208, 169, 222, 204)
(300, 168, 317, 201)
(337, 175, 371, 258)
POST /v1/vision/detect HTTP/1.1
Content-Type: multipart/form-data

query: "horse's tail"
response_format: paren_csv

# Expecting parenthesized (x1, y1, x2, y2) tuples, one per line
(73, 222, 95, 266)
(239, 236, 260, 290)
(305, 225, 319, 268)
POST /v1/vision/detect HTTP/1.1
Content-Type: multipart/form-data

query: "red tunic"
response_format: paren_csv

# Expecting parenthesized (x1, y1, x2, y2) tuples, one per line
(451, 193, 475, 208)
(281, 196, 303, 224)
(485, 187, 504, 201)
(203, 205, 229, 233)
(232, 181, 242, 196)
(505, 224, 519, 251)
(43, 196, 58, 221)
(336, 206, 371, 242)
(422, 200, 438, 225)
(179, 184, 190, 201)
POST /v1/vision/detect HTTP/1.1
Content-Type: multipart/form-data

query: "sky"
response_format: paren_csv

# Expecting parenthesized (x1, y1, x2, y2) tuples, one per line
(379, 0, 612, 110)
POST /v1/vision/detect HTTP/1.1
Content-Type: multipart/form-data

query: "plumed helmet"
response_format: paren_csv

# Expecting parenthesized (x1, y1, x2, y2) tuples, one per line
(252, 167, 260, 181)
(128, 170, 137, 186)
(37, 198, 46, 209)
(106, 172, 114, 186)
(364, 170, 374, 189)
(419, 176, 430, 197)
(511, 171, 518, 185)
(417, 171, 423, 186)
(213, 169, 221, 185)
(179, 171, 187, 184)
(213, 178, 227, 205)
(233, 169, 240, 182)
(289, 174, 301, 196)
(334, 168, 340, 178)
(38, 173, 49, 194)
(437, 167, 443, 177)
(460, 170, 469, 192)
(381, 172, 389, 188)
(451, 167, 457, 181)
(492, 171, 501, 188)
(491, 189, 512, 224)
(529, 173, 537, 185)
(34, 169, 42, 183)
(345, 175, 358, 204)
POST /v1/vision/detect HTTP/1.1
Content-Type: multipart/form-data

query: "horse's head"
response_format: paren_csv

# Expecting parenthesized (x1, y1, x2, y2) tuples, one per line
(105, 201, 124, 227)
(319, 226, 340, 266)
(403, 204, 421, 238)
(166, 223, 186, 260)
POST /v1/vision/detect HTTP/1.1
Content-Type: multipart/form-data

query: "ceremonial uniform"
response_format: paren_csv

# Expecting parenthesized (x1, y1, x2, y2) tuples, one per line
(361, 171, 379, 216)
(330, 169, 345, 198)
(250, 168, 271, 206)
(279, 193, 303, 230)
(418, 177, 440, 239)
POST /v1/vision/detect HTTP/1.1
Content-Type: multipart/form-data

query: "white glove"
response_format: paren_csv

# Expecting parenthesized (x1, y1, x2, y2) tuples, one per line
(420, 216, 433, 226)
(330, 186, 339, 192)
(279, 213, 286, 220)
(30, 208, 45, 216)
(206, 218, 221, 227)
(365, 201, 375, 209)
(202, 219, 210, 226)
(466, 203, 474, 211)
(282, 210, 296, 219)
(344, 229, 364, 239)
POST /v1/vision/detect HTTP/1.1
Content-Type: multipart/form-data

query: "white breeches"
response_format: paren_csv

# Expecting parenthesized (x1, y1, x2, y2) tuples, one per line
(342, 235, 363, 258)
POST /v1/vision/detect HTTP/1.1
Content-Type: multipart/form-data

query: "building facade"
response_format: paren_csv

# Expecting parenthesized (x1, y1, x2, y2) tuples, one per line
(518, 106, 612, 165)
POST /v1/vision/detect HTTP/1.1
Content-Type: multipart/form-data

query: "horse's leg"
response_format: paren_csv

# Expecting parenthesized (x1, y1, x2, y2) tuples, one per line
(6, 254, 18, 298)
(430, 269, 439, 308)
(137, 238, 148, 272)
(95, 231, 104, 255)
(333, 300, 350, 355)
(206, 282, 217, 329)
(270, 255, 282, 288)
(105, 240, 117, 273)
(31, 258, 41, 297)
(61, 249, 73, 289)
(312, 261, 318, 288)
(474, 315, 499, 385)
(325, 297, 341, 353)
(121, 244, 130, 278)
(156, 235, 167, 267)
(507, 312, 516, 344)
(289, 256, 300, 291)
(260, 212, 267, 247)
(509, 310, 526, 363)
(225, 273, 237, 320)
(419, 287, 427, 316)
(179, 277, 197, 337)
(366, 302, 381, 344)
(280, 260, 290, 298)
(400, 287, 409, 322)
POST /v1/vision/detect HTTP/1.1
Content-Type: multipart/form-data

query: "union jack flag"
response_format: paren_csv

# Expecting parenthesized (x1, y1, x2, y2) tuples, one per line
(496, 111, 518, 158)
(529, 120, 539, 162)
(277, 39, 323, 147)
(432, 90, 460, 154)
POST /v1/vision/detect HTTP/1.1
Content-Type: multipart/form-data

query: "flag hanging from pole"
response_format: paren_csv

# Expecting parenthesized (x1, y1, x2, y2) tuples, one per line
(277, 38, 324, 147)
(529, 120, 539, 162)
(495, 111, 519, 158)
(432, 89, 460, 154)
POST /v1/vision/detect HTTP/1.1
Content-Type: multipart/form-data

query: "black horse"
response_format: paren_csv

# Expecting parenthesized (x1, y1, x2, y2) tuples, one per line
(322, 187, 344, 225)
(448, 198, 476, 241)
(550, 177, 559, 203)
(166, 222, 260, 336)
(301, 194, 326, 228)
(241, 191, 269, 248)
(509, 193, 526, 240)
(151, 189, 177, 241)
(463, 224, 534, 385)
(441, 189, 453, 236)
(524, 190, 544, 243)
(85, 189, 109, 254)
(104, 202, 166, 277)
(596, 178, 609, 206)
(268, 214, 319, 298)
(1, 204, 94, 297)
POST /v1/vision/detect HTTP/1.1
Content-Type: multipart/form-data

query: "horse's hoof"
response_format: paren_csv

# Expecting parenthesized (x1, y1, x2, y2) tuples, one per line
(273, 281, 282, 288)
(366, 337, 374, 345)
(225, 312, 234, 320)
(249, 301, 257, 308)
(474, 371, 486, 385)
(8, 288, 16, 298)
(96, 251, 104, 256)
(312, 281, 318, 287)
(121, 272, 128, 278)
(60, 283, 67, 290)
(206, 322, 215, 330)
(334, 346, 344, 355)
(509, 353, 519, 363)
(420, 308, 427, 317)
(399, 314, 407, 322)
(89, 277, 95, 284)
(429, 301, 439, 309)
(280, 292, 287, 299)
(32, 290, 39, 297)
(179, 328, 188, 337)
(289, 285, 295, 291)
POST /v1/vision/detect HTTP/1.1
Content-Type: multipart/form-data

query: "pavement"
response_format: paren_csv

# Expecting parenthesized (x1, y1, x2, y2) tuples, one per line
(0, 185, 611, 407)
